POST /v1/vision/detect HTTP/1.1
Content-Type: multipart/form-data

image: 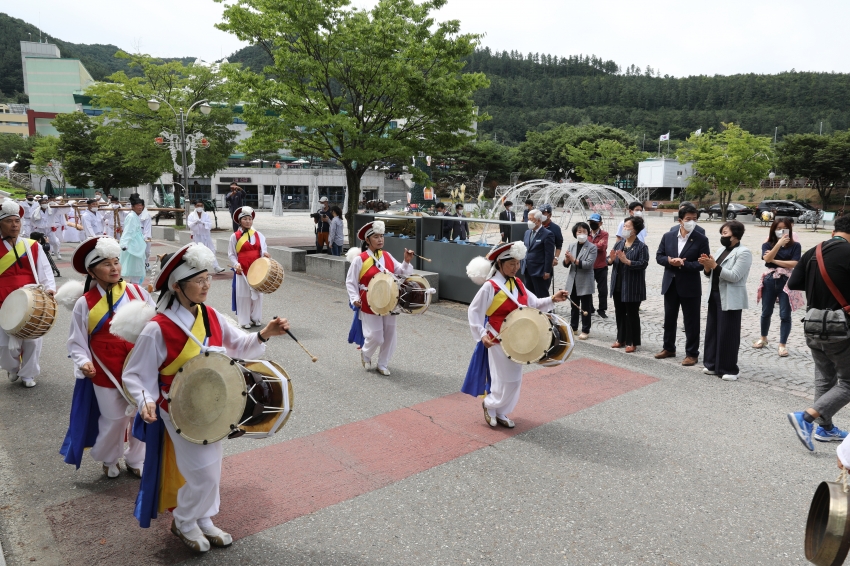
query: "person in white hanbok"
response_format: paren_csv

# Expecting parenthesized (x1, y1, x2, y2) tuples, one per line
(188, 200, 223, 273)
(344, 220, 414, 376)
(19, 195, 38, 238)
(80, 199, 106, 238)
(465, 241, 568, 427)
(228, 207, 269, 328)
(64, 200, 83, 243)
(120, 243, 290, 553)
(0, 199, 56, 387)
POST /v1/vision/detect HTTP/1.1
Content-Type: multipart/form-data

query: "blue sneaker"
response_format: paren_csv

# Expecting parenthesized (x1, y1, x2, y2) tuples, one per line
(814, 426, 849, 442)
(787, 412, 814, 451)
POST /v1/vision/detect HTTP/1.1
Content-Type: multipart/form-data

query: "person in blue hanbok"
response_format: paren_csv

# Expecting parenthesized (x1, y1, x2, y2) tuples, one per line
(119, 197, 148, 284)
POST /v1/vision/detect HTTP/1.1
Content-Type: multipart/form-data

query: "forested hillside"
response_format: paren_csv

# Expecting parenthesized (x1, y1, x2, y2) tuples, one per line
(466, 48, 850, 143)
(0, 12, 194, 101)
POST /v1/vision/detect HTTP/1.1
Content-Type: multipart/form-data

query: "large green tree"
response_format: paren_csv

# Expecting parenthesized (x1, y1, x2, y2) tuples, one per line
(679, 123, 773, 218)
(31, 136, 67, 192)
(52, 112, 156, 195)
(85, 52, 238, 198)
(517, 124, 634, 178)
(776, 132, 850, 207)
(216, 0, 488, 234)
(0, 133, 34, 164)
(564, 139, 643, 184)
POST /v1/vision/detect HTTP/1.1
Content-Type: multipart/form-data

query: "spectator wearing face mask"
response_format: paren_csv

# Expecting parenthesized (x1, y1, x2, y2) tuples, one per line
(19, 194, 38, 238)
(434, 202, 452, 240)
(586, 213, 609, 319)
(540, 204, 563, 274)
(753, 217, 803, 356)
(188, 200, 225, 273)
(607, 216, 649, 352)
(498, 201, 516, 243)
(655, 203, 711, 366)
(616, 202, 648, 243)
(520, 209, 555, 298)
(328, 206, 345, 256)
(563, 221, 597, 339)
(450, 203, 469, 241)
(522, 199, 534, 223)
(669, 201, 706, 235)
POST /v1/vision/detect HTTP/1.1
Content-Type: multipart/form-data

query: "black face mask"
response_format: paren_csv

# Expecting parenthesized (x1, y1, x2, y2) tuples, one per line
(589, 222, 599, 230)
(720, 236, 732, 248)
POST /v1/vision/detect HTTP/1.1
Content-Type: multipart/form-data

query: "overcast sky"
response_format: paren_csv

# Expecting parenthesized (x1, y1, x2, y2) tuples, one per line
(6, 0, 850, 76)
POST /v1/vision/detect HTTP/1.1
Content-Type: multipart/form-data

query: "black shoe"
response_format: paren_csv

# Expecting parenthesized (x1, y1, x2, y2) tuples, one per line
(598, 311, 608, 319)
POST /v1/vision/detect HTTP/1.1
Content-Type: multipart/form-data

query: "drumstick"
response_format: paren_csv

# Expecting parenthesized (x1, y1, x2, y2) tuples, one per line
(567, 296, 589, 317)
(273, 317, 318, 362)
(415, 254, 432, 262)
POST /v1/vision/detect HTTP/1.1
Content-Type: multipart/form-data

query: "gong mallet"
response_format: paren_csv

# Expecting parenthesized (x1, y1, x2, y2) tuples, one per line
(566, 296, 589, 317)
(274, 317, 318, 362)
(415, 254, 432, 262)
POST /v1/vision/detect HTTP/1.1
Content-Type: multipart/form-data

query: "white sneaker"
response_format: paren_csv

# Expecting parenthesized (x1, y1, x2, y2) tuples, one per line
(242, 324, 252, 330)
(171, 520, 210, 553)
(102, 463, 120, 478)
(377, 367, 391, 376)
(22, 378, 36, 388)
(702, 367, 716, 375)
(199, 523, 233, 547)
(722, 374, 739, 381)
(56, 253, 63, 260)
(7, 371, 18, 383)
(214, 267, 226, 274)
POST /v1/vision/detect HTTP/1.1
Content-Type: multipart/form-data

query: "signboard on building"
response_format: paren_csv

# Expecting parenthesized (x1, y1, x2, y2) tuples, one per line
(220, 177, 252, 183)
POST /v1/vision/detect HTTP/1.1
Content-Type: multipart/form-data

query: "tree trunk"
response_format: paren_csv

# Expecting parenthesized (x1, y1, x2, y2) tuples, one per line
(344, 165, 363, 249)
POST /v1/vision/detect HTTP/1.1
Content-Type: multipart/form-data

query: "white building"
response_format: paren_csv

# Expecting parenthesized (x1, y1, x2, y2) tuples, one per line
(637, 158, 694, 201)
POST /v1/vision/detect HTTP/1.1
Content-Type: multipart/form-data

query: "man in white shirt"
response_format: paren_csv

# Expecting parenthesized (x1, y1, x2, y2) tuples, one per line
(188, 200, 224, 273)
(80, 199, 106, 238)
(616, 201, 648, 244)
(19, 194, 38, 238)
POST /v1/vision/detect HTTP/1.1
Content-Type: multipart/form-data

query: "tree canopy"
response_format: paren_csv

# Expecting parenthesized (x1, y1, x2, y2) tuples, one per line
(776, 132, 850, 207)
(217, 0, 488, 232)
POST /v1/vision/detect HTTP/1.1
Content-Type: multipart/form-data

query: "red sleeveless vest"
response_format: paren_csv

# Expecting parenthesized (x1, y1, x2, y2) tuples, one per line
(235, 230, 262, 272)
(487, 278, 529, 340)
(153, 306, 223, 412)
(358, 250, 396, 315)
(85, 283, 143, 389)
(0, 239, 39, 306)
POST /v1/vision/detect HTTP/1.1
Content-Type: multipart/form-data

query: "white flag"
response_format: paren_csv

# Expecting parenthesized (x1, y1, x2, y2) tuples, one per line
(659, 132, 670, 141)
(694, 128, 702, 136)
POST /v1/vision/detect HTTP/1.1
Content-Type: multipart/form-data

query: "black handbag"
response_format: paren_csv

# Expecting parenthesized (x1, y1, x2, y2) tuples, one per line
(801, 242, 850, 343)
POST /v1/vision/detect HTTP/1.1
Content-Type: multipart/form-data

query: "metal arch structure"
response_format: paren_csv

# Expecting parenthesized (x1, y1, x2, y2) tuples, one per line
(477, 179, 641, 243)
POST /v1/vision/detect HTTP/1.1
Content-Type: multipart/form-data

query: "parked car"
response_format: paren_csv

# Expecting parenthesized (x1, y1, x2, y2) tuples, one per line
(755, 200, 818, 220)
(697, 202, 754, 220)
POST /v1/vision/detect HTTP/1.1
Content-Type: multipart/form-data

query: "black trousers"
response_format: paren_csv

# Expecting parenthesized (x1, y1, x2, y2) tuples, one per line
(591, 267, 609, 313)
(613, 295, 641, 346)
(662, 279, 702, 357)
(570, 284, 593, 333)
(527, 275, 550, 300)
(703, 290, 742, 375)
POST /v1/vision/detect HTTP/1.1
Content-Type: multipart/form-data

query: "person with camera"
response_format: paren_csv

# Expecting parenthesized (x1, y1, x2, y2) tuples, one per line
(313, 196, 332, 253)
(225, 183, 246, 232)
(787, 214, 850, 451)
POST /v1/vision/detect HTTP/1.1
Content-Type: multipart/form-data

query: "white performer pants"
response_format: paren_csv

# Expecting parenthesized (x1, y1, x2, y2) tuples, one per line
(0, 329, 42, 379)
(21, 220, 31, 239)
(145, 242, 151, 267)
(90, 384, 145, 468)
(161, 410, 223, 533)
(235, 293, 263, 326)
(484, 344, 523, 418)
(361, 312, 398, 370)
(48, 229, 62, 256)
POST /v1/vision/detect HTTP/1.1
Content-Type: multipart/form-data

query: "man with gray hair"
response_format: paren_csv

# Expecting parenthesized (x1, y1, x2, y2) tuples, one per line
(521, 209, 555, 300)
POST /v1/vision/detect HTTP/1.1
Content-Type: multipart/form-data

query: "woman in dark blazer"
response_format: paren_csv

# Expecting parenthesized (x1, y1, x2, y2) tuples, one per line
(607, 216, 649, 352)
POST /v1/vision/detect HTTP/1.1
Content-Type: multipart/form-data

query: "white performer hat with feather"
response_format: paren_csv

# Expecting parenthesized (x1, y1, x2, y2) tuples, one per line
(465, 241, 527, 285)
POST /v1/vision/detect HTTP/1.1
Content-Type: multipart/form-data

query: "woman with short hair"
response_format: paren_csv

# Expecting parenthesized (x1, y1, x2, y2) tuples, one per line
(328, 206, 345, 256)
(699, 220, 753, 381)
(607, 216, 649, 352)
(562, 221, 597, 340)
(754, 217, 803, 356)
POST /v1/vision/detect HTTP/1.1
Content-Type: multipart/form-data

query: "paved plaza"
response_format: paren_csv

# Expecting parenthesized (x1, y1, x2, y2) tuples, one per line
(0, 210, 842, 565)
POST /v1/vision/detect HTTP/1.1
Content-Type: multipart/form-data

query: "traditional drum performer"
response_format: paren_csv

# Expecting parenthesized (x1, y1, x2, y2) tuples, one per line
(0, 199, 56, 388)
(345, 220, 414, 376)
(464, 241, 568, 427)
(119, 243, 290, 552)
(188, 200, 224, 273)
(56, 236, 154, 478)
(228, 206, 269, 329)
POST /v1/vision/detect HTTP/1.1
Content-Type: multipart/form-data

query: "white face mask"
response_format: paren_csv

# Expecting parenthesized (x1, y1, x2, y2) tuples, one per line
(527, 220, 536, 230)
(196, 207, 204, 213)
(621, 229, 633, 239)
(633, 211, 643, 217)
(776, 229, 787, 238)
(577, 234, 588, 243)
(89, 207, 97, 213)
(683, 220, 696, 233)
(40, 204, 48, 209)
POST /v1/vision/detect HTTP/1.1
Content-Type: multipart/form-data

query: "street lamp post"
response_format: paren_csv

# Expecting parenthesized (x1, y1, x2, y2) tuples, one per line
(147, 96, 211, 216)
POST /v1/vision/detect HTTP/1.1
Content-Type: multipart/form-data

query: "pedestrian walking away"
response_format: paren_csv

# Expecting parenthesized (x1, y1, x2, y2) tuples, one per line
(787, 214, 850, 451)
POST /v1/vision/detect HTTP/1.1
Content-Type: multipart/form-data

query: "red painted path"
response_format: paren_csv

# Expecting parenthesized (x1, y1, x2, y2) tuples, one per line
(44, 358, 656, 564)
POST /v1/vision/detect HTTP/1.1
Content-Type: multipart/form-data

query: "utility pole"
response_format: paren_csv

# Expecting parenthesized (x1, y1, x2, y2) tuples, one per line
(774, 126, 777, 145)
(820, 121, 823, 135)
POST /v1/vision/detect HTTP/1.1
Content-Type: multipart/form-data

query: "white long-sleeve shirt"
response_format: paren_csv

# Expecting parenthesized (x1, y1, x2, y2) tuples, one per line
(188, 209, 212, 239)
(467, 271, 554, 342)
(2, 236, 56, 292)
(80, 209, 105, 237)
(345, 249, 413, 305)
(139, 209, 152, 240)
(121, 301, 266, 411)
(67, 283, 154, 379)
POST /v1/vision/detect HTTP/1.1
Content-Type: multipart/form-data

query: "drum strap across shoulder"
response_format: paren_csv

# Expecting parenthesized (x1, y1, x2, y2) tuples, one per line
(492, 278, 523, 309)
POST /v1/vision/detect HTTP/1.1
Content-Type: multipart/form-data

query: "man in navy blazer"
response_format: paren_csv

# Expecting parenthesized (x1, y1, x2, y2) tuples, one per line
(668, 201, 706, 235)
(521, 208, 555, 299)
(655, 203, 711, 365)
